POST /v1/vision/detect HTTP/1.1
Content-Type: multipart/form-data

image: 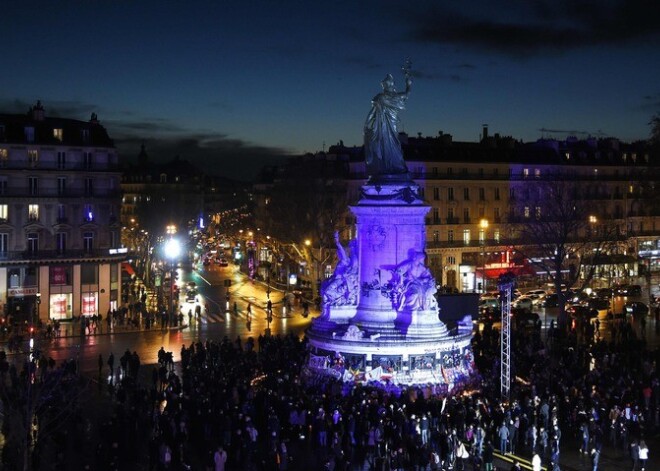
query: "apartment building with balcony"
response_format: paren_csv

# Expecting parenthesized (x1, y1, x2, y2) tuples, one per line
(342, 130, 659, 292)
(0, 101, 124, 323)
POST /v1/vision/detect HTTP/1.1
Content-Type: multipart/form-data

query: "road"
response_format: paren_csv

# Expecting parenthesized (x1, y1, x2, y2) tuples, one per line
(26, 262, 313, 378)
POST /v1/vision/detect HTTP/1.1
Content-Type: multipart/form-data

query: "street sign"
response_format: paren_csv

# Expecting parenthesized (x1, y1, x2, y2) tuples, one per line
(8, 287, 38, 297)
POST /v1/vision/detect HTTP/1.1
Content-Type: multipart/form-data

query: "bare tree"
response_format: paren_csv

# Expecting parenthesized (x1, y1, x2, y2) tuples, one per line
(0, 354, 90, 470)
(505, 177, 619, 329)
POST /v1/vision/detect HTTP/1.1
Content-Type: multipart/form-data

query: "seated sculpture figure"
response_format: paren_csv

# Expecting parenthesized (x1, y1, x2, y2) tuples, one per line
(321, 232, 359, 306)
(387, 249, 437, 311)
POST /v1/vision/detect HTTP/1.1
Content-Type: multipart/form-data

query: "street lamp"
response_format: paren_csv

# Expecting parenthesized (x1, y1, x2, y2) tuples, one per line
(479, 219, 489, 293)
(163, 237, 181, 326)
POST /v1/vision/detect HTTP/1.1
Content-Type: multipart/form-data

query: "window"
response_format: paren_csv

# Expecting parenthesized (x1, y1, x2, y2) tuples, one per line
(110, 230, 118, 248)
(494, 188, 500, 200)
(433, 187, 440, 200)
(524, 206, 530, 218)
(83, 152, 92, 169)
(57, 204, 66, 222)
(494, 230, 500, 243)
(29, 176, 39, 195)
(57, 176, 67, 195)
(57, 151, 66, 169)
(446, 256, 456, 265)
(523, 168, 529, 178)
(0, 148, 7, 166)
(0, 233, 7, 255)
(478, 168, 484, 177)
(447, 187, 454, 200)
(28, 204, 39, 221)
(479, 207, 485, 218)
(56, 232, 67, 253)
(463, 188, 470, 200)
(433, 208, 439, 223)
(83, 204, 94, 222)
(479, 229, 486, 243)
(28, 149, 38, 167)
(53, 128, 63, 141)
(463, 229, 471, 245)
(447, 167, 453, 176)
(81, 129, 90, 143)
(463, 208, 470, 223)
(25, 126, 35, 143)
(84, 178, 93, 196)
(0, 204, 7, 221)
(448, 230, 454, 242)
(27, 232, 38, 253)
(83, 232, 94, 252)
(535, 206, 541, 219)
(494, 207, 500, 221)
(448, 208, 455, 220)
(534, 168, 541, 178)
(160, 173, 167, 183)
(0, 176, 6, 195)
(479, 188, 485, 201)
(509, 188, 515, 199)
(433, 231, 439, 242)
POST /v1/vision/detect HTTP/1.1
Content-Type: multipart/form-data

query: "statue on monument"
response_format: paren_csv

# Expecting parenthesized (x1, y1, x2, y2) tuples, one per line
(385, 249, 437, 311)
(322, 231, 359, 306)
(364, 59, 412, 177)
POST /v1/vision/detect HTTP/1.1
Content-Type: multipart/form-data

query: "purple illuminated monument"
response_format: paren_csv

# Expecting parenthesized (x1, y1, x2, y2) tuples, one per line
(305, 63, 474, 387)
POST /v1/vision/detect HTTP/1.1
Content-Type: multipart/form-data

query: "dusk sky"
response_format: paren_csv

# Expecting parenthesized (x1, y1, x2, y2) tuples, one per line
(1, 0, 659, 180)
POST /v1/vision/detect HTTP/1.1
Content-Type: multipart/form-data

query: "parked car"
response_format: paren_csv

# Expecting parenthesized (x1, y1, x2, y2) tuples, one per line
(479, 298, 500, 310)
(524, 289, 547, 297)
(567, 304, 598, 319)
(625, 301, 649, 316)
(512, 296, 534, 311)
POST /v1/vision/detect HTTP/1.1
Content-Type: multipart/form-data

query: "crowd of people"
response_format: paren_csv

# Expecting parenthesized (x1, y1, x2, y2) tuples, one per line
(1, 298, 658, 470)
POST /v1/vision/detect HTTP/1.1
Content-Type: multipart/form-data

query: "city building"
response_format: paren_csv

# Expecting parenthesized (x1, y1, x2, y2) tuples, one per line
(0, 101, 125, 324)
(255, 128, 659, 293)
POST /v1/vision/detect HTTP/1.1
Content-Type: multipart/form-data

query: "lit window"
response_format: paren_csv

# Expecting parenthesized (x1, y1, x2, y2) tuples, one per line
(479, 229, 486, 243)
(53, 128, 63, 141)
(524, 206, 530, 218)
(28, 204, 39, 221)
(523, 168, 529, 178)
(535, 206, 541, 219)
(83, 204, 94, 222)
(0, 204, 7, 220)
(494, 230, 500, 242)
(534, 169, 541, 178)
(463, 229, 471, 245)
(0, 148, 7, 165)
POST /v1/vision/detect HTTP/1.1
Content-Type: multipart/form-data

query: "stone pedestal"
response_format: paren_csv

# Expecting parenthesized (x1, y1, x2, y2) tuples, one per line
(306, 181, 475, 387)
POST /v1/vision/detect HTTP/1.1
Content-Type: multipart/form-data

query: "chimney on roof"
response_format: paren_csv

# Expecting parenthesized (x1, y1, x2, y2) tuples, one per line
(90, 112, 99, 125)
(30, 100, 45, 121)
(482, 124, 488, 141)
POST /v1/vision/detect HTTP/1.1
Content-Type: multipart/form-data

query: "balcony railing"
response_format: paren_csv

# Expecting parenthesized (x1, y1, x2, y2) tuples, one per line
(0, 249, 125, 261)
(0, 161, 120, 171)
(0, 188, 121, 198)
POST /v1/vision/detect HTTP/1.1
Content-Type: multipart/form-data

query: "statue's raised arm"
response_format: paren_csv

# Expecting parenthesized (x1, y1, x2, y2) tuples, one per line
(363, 59, 413, 180)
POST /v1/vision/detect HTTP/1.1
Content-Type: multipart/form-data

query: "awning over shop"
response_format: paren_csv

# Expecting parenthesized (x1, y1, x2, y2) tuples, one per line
(121, 262, 136, 276)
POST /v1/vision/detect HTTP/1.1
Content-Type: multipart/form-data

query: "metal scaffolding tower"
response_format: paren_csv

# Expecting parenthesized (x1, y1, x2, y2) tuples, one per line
(498, 273, 516, 400)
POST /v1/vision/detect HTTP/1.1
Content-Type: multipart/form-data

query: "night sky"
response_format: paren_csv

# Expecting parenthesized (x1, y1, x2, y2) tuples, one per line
(1, 1, 659, 180)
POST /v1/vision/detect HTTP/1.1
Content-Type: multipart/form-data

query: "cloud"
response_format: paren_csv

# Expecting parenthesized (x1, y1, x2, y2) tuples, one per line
(409, 70, 465, 83)
(409, 0, 660, 58)
(112, 127, 291, 182)
(0, 98, 99, 118)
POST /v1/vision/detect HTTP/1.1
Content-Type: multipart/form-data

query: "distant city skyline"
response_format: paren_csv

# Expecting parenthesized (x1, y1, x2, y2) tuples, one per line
(1, 0, 658, 180)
